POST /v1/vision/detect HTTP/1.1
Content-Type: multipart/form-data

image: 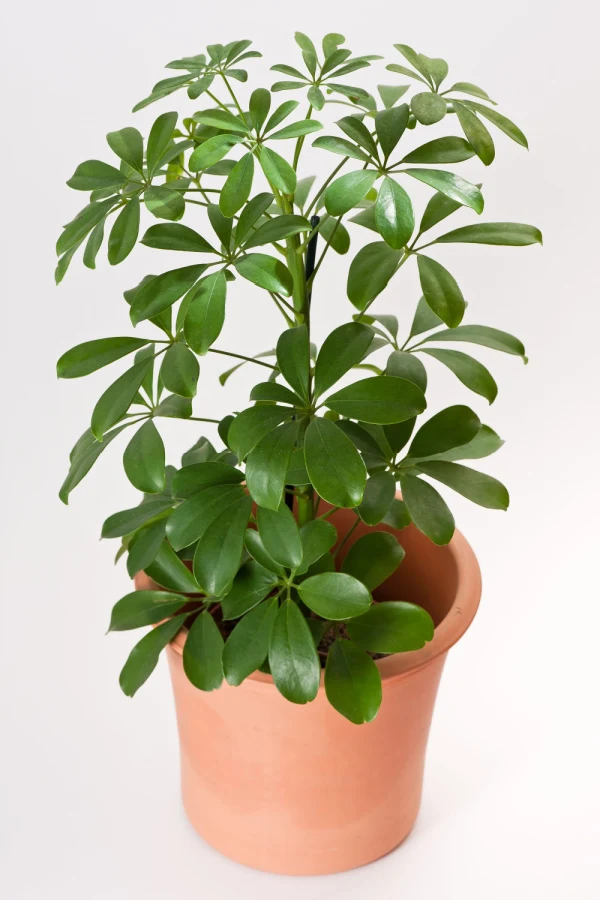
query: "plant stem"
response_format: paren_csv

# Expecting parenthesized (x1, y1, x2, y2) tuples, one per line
(207, 348, 278, 369)
(305, 158, 349, 217)
(293, 105, 313, 171)
(187, 416, 221, 423)
(334, 516, 360, 558)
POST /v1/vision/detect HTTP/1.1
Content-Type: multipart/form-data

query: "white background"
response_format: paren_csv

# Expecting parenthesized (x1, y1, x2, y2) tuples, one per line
(1, 0, 599, 896)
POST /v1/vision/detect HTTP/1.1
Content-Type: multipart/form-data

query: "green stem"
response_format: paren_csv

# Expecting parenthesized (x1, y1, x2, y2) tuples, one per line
(334, 516, 360, 558)
(305, 157, 349, 217)
(187, 416, 221, 423)
(207, 348, 278, 369)
(293, 105, 313, 171)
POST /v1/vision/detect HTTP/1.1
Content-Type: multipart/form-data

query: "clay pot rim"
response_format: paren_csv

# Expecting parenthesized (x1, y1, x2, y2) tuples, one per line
(167, 525, 481, 689)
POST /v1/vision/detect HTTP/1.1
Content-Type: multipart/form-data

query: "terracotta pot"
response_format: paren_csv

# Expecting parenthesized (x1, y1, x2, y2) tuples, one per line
(134, 505, 481, 875)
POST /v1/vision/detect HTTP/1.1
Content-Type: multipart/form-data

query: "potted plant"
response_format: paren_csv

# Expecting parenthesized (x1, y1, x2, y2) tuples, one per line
(56, 33, 541, 875)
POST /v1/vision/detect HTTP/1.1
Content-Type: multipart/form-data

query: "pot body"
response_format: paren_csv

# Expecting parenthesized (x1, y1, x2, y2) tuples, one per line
(138, 507, 481, 875)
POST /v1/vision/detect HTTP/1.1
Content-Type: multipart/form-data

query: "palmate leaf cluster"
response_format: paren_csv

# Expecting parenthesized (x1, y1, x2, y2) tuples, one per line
(56, 34, 541, 724)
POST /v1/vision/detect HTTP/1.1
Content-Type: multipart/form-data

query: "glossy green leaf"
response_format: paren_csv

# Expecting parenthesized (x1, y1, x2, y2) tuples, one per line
(296, 519, 337, 575)
(417, 254, 465, 327)
(123, 420, 166, 493)
(276, 325, 310, 400)
(193, 494, 253, 595)
(234, 193, 275, 246)
(417, 460, 509, 509)
(106, 127, 144, 172)
(153, 394, 193, 418)
(304, 417, 366, 508)
(172, 462, 243, 498)
(336, 116, 379, 157)
(382, 497, 411, 529)
(447, 82, 496, 104)
(347, 601, 434, 652)
(57, 337, 149, 379)
(59, 424, 128, 504)
(188, 133, 245, 171)
(130, 265, 205, 325)
(312, 135, 370, 162)
(91, 358, 152, 440)
(166, 484, 244, 551)
(141, 223, 216, 253)
(298, 571, 371, 620)
(399, 474, 455, 545)
(144, 185, 185, 221)
(235, 253, 293, 296)
(325, 375, 426, 425)
(220, 152, 255, 217)
(387, 350, 427, 391)
(375, 105, 409, 158)
(244, 528, 286, 575)
(324, 169, 378, 216)
(184, 271, 227, 355)
(374, 177, 414, 250)
(357, 472, 396, 525)
(246, 420, 298, 510)
(57, 197, 118, 257)
(145, 540, 201, 592)
(243, 214, 311, 249)
(411, 92, 447, 125)
(147, 111, 178, 176)
(258, 146, 297, 193)
(66, 160, 126, 191)
(108, 590, 187, 631)
(249, 88, 272, 132)
(409, 295, 444, 337)
(250, 381, 301, 405)
(314, 322, 373, 398)
(222, 597, 279, 685)
(183, 611, 224, 691)
(82, 219, 106, 269)
(325, 639, 382, 724)
(421, 325, 527, 360)
(386, 63, 429, 86)
(285, 447, 310, 486)
(221, 560, 278, 620)
(402, 136, 475, 164)
(463, 101, 528, 148)
(160, 342, 199, 398)
(421, 348, 497, 403)
(347, 241, 402, 310)
(101, 497, 173, 539)
(434, 222, 543, 247)
(404, 169, 484, 214)
(257, 503, 303, 568)
(119, 614, 188, 697)
(270, 120, 323, 140)
(336, 420, 389, 461)
(269, 600, 320, 704)
(408, 405, 480, 459)
(341, 531, 404, 589)
(427, 424, 504, 461)
(107, 199, 140, 264)
(418, 191, 464, 235)
(228, 405, 294, 460)
(453, 101, 495, 165)
(194, 107, 248, 133)
(126, 520, 168, 577)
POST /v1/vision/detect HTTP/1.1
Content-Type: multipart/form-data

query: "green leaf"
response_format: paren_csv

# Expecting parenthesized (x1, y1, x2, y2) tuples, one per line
(386, 350, 427, 391)
(183, 611, 224, 691)
(408, 405, 480, 458)
(325, 639, 382, 724)
(221, 560, 278, 619)
(427, 424, 503, 461)
(453, 101, 495, 166)
(296, 519, 337, 574)
(228, 405, 294, 460)
(411, 92, 447, 125)
(57, 337, 149, 379)
(374, 177, 414, 250)
(188, 134, 245, 171)
(172, 461, 243, 498)
(107, 198, 140, 264)
(286, 447, 310, 486)
(409, 295, 444, 337)
(276, 325, 310, 400)
(292, 176, 315, 209)
(66, 160, 125, 191)
(234, 192, 275, 244)
(341, 531, 404, 589)
(402, 136, 476, 164)
(421, 348, 497, 403)
(298, 572, 371, 620)
(246, 420, 298, 510)
(250, 381, 300, 405)
(119, 615, 188, 697)
(220, 152, 255, 217)
(269, 120, 323, 140)
(264, 99, 301, 132)
(269, 600, 320, 704)
(193, 107, 248, 133)
(166, 484, 245, 551)
(348, 601, 434, 652)
(347, 241, 402, 310)
(160, 342, 199, 398)
(336, 116, 379, 157)
(147, 111, 178, 176)
(404, 169, 484, 214)
(249, 87, 272, 132)
(144, 186, 185, 221)
(382, 418, 416, 456)
(243, 214, 311, 249)
(245, 528, 285, 575)
(184, 271, 227, 355)
(123, 420, 166, 493)
(101, 497, 173, 539)
(386, 63, 429, 87)
(421, 325, 527, 360)
(193, 494, 253, 594)
(447, 82, 496, 104)
(108, 590, 187, 631)
(378, 84, 410, 108)
(337, 420, 389, 460)
(57, 197, 118, 257)
(463, 101, 528, 148)
(357, 472, 396, 526)
(271, 80, 307, 93)
(91, 358, 152, 440)
(325, 375, 426, 424)
(382, 497, 411, 529)
(258, 146, 297, 193)
(324, 169, 378, 216)
(319, 215, 350, 254)
(304, 417, 366, 508)
(375, 105, 409, 158)
(126, 520, 167, 577)
(130, 265, 205, 325)
(312, 135, 370, 162)
(417, 460, 509, 509)
(59, 424, 128, 504)
(417, 254, 465, 327)
(146, 540, 201, 592)
(399, 474, 455, 545)
(223, 597, 279, 685)
(434, 222, 542, 247)
(82, 219, 106, 269)
(314, 323, 374, 398)
(106, 127, 144, 173)
(154, 394, 193, 418)
(235, 253, 293, 296)
(257, 503, 302, 568)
